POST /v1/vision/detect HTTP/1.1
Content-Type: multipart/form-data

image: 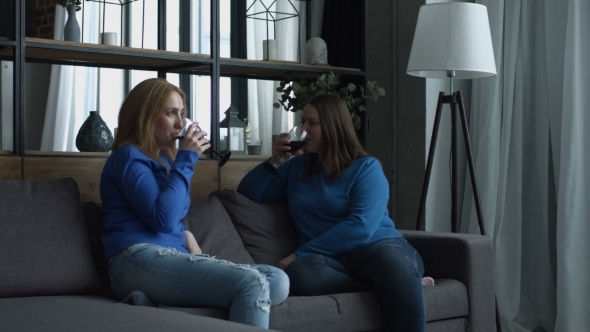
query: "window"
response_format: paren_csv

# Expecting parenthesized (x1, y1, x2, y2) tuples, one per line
(99, 0, 223, 144)
(39, 0, 302, 154)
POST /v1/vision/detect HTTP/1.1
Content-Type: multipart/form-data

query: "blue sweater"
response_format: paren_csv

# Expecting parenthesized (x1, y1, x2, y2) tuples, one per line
(100, 145, 200, 260)
(237, 155, 401, 257)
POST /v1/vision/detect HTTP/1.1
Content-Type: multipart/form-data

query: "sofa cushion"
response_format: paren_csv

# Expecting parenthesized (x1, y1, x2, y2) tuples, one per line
(0, 295, 271, 332)
(0, 177, 100, 297)
(164, 279, 469, 331)
(424, 278, 468, 321)
(209, 190, 299, 266)
(183, 195, 255, 264)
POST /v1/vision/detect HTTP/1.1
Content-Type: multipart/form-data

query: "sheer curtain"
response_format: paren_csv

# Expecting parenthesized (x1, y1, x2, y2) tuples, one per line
(454, 1, 590, 331)
(246, 0, 324, 155)
(40, 3, 99, 151)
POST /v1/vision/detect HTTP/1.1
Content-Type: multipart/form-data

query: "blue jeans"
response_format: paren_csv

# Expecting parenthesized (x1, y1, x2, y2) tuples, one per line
(285, 237, 426, 332)
(108, 243, 289, 329)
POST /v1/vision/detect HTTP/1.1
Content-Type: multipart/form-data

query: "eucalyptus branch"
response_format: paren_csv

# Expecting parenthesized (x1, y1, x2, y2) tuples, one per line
(273, 72, 385, 130)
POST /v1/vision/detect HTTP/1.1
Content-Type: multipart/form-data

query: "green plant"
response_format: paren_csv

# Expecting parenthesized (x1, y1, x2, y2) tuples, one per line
(273, 72, 385, 130)
(55, 0, 82, 11)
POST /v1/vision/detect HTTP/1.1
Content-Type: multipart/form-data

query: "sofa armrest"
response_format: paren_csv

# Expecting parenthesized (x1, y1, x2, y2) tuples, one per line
(401, 230, 496, 332)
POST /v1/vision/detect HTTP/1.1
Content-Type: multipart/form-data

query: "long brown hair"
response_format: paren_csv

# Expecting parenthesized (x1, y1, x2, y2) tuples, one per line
(305, 94, 368, 180)
(112, 78, 186, 163)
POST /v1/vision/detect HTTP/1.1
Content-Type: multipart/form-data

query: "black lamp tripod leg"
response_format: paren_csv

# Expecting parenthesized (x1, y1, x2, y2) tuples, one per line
(416, 91, 486, 236)
(456, 91, 486, 236)
(416, 92, 446, 230)
(451, 95, 459, 233)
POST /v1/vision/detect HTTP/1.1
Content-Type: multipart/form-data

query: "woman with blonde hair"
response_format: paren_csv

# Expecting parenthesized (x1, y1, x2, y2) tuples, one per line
(100, 78, 288, 329)
(238, 94, 426, 331)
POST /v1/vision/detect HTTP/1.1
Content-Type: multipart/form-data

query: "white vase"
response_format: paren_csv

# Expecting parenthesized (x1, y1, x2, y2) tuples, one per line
(64, 6, 80, 42)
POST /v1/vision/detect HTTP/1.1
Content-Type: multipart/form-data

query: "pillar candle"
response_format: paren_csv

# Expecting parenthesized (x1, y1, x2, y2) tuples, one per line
(262, 39, 278, 60)
(101, 32, 118, 46)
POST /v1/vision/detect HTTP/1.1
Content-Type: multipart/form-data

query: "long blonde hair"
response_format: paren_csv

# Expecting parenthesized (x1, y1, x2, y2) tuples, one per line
(305, 94, 368, 180)
(112, 78, 186, 163)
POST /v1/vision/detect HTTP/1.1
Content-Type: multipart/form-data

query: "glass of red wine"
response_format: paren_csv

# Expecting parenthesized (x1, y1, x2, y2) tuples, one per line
(264, 126, 307, 174)
(178, 118, 231, 167)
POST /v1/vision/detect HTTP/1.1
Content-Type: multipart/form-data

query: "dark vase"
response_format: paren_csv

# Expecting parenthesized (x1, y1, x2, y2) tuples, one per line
(76, 111, 114, 152)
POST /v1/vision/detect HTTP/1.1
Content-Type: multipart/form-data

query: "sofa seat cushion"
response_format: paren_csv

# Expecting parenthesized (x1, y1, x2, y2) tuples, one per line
(0, 295, 270, 331)
(164, 279, 468, 332)
(424, 279, 468, 321)
(0, 177, 100, 298)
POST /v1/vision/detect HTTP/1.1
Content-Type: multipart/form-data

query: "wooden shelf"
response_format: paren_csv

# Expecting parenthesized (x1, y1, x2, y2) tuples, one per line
(18, 38, 213, 72)
(23, 150, 270, 162)
(0, 38, 363, 80)
(220, 58, 362, 80)
(25, 150, 111, 158)
(227, 153, 270, 161)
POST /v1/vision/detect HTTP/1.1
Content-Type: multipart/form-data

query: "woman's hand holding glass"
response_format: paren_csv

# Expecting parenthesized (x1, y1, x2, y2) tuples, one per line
(265, 126, 306, 174)
(179, 118, 231, 167)
(178, 119, 210, 157)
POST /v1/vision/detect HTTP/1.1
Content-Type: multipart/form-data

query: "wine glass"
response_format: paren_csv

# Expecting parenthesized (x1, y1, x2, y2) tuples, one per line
(178, 118, 231, 167)
(264, 126, 307, 174)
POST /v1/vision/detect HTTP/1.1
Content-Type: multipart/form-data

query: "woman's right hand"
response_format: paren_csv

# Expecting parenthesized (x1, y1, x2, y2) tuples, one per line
(270, 132, 304, 167)
(270, 132, 290, 166)
(179, 122, 211, 156)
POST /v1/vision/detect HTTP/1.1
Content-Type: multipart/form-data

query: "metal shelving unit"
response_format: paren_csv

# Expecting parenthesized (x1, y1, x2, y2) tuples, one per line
(8, 0, 367, 156)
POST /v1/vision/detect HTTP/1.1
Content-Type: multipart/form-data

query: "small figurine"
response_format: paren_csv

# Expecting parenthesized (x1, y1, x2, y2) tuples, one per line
(306, 37, 328, 65)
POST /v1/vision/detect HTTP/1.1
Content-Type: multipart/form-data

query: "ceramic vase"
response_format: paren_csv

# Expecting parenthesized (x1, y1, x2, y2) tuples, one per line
(76, 111, 114, 152)
(64, 6, 80, 42)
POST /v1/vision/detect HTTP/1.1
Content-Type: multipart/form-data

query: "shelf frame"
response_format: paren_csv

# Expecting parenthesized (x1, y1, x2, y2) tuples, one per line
(7, 0, 368, 156)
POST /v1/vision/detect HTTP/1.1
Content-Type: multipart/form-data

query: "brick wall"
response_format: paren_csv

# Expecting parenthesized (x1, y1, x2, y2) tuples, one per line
(34, 0, 56, 39)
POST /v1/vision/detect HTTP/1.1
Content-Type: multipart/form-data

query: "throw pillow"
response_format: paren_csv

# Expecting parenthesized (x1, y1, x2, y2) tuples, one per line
(209, 190, 299, 266)
(183, 196, 255, 264)
(0, 177, 101, 297)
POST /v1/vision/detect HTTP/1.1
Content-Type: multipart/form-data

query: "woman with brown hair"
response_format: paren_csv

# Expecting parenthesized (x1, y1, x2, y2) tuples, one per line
(100, 78, 289, 329)
(237, 94, 426, 331)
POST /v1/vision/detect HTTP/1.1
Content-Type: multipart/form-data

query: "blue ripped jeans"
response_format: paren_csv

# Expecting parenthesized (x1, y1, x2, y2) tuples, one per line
(285, 237, 426, 332)
(108, 243, 289, 329)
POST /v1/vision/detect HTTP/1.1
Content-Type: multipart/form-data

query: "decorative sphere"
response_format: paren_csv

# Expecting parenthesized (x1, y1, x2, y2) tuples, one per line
(306, 37, 328, 65)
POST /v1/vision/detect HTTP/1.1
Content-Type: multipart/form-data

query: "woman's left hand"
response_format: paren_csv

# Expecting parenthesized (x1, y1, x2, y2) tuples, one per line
(278, 253, 297, 269)
(184, 230, 202, 254)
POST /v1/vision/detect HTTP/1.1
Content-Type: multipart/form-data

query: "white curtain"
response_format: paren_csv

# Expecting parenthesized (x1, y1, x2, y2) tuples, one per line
(456, 1, 590, 331)
(41, 4, 99, 151)
(246, 0, 324, 155)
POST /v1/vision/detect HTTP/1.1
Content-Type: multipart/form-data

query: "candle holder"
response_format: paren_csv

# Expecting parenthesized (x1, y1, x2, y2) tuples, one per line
(220, 105, 247, 155)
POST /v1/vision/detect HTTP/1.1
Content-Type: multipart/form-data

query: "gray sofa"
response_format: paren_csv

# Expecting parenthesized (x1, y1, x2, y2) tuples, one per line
(0, 177, 497, 331)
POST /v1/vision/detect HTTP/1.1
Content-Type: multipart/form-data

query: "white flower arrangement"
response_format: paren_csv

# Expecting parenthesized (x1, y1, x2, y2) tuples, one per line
(55, 0, 82, 11)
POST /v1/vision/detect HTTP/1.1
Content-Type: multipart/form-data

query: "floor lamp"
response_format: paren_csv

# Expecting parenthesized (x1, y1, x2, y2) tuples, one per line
(406, 3, 497, 236)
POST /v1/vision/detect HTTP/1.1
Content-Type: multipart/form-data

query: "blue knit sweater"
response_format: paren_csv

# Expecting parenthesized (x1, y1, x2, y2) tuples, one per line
(100, 145, 199, 260)
(237, 155, 401, 257)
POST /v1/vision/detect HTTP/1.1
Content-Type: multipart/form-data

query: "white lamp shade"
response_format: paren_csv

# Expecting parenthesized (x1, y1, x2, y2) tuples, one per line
(407, 3, 497, 79)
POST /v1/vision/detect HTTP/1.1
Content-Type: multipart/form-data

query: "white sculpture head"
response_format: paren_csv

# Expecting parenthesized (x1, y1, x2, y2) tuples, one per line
(306, 37, 328, 65)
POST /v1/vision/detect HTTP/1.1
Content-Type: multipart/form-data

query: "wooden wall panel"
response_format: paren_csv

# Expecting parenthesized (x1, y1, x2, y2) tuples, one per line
(23, 157, 107, 203)
(22, 156, 220, 203)
(0, 156, 23, 180)
(220, 160, 260, 191)
(189, 160, 219, 201)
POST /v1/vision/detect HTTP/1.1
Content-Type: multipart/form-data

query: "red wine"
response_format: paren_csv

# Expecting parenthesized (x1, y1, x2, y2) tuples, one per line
(289, 141, 306, 152)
